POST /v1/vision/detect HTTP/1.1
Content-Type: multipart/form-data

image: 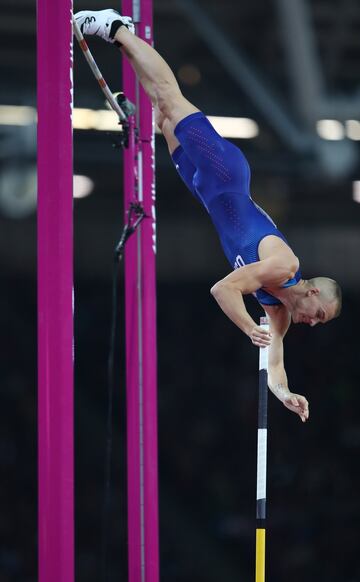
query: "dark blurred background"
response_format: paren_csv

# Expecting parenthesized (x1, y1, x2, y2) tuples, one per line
(0, 0, 360, 581)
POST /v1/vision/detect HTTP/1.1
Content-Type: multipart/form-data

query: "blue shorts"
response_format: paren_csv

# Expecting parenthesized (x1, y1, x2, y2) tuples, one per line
(171, 111, 251, 209)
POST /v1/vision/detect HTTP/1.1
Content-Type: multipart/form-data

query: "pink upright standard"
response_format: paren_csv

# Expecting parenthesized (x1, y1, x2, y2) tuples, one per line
(37, 1, 74, 581)
(122, 1, 159, 581)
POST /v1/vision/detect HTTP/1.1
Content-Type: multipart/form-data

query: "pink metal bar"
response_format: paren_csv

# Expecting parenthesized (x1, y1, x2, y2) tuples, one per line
(122, 1, 159, 581)
(37, 1, 74, 582)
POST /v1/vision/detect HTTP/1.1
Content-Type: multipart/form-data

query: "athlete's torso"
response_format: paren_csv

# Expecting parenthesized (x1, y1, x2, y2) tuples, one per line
(171, 113, 301, 305)
(206, 191, 302, 305)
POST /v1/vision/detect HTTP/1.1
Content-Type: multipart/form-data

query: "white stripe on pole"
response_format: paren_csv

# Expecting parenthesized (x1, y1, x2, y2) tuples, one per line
(259, 344, 269, 371)
(259, 319, 269, 370)
(256, 429, 268, 500)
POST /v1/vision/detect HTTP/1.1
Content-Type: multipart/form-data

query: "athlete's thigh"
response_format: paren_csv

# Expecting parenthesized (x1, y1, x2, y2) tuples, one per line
(171, 146, 203, 203)
(174, 112, 251, 204)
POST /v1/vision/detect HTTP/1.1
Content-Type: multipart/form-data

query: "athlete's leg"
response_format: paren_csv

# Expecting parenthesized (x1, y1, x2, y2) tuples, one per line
(154, 104, 201, 202)
(76, 10, 248, 204)
(116, 26, 199, 135)
(114, 27, 250, 202)
(75, 10, 199, 153)
(115, 21, 200, 195)
(154, 106, 180, 155)
(75, 9, 199, 140)
(113, 20, 251, 205)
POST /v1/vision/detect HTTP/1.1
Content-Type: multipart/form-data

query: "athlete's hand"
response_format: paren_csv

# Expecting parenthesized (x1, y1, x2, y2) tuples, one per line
(282, 393, 309, 423)
(249, 325, 272, 347)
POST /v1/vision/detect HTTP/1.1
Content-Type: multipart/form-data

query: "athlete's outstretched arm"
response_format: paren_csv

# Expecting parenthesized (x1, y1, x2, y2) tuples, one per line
(267, 308, 309, 423)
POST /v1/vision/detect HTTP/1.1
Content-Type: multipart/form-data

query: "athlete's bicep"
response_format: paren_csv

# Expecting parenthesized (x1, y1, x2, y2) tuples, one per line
(214, 256, 298, 295)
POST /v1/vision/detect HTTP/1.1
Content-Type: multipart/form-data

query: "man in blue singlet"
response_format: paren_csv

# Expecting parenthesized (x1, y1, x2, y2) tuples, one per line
(76, 9, 342, 423)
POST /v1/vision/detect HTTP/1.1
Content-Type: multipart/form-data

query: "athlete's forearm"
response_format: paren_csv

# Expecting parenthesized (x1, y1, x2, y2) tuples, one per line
(267, 331, 291, 402)
(210, 283, 256, 336)
(268, 366, 291, 402)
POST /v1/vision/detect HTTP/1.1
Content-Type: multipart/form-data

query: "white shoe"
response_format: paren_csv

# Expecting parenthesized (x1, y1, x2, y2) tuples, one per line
(74, 9, 134, 43)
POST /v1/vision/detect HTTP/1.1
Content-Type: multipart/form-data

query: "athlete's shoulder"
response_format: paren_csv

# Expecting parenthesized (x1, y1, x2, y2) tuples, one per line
(258, 234, 298, 265)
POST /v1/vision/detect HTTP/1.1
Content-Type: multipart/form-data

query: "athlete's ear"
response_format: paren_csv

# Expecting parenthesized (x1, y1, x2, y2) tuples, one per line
(306, 287, 320, 296)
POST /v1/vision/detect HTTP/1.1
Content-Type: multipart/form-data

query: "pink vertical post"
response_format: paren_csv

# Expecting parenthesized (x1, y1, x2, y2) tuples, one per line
(37, 1, 74, 582)
(122, 1, 159, 581)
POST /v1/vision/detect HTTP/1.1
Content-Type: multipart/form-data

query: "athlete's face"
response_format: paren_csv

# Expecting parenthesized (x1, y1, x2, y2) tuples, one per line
(291, 291, 336, 326)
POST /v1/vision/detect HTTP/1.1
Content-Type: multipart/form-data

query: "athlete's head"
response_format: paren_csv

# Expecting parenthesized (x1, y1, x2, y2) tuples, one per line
(291, 277, 342, 326)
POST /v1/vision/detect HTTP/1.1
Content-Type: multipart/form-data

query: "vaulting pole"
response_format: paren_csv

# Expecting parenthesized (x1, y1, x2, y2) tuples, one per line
(122, 1, 159, 581)
(255, 316, 269, 582)
(37, 1, 74, 581)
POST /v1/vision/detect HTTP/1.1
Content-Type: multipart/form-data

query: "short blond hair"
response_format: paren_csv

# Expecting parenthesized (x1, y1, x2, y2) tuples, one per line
(308, 277, 342, 318)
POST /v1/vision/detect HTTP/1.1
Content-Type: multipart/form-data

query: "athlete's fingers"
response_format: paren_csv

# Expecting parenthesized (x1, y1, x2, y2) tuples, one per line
(256, 335, 271, 343)
(302, 404, 309, 419)
(252, 325, 272, 337)
(254, 338, 271, 346)
(255, 338, 271, 346)
(296, 395, 309, 414)
(256, 327, 272, 338)
(250, 325, 272, 347)
(282, 392, 310, 423)
(258, 334, 272, 344)
(252, 338, 270, 347)
(252, 332, 271, 344)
